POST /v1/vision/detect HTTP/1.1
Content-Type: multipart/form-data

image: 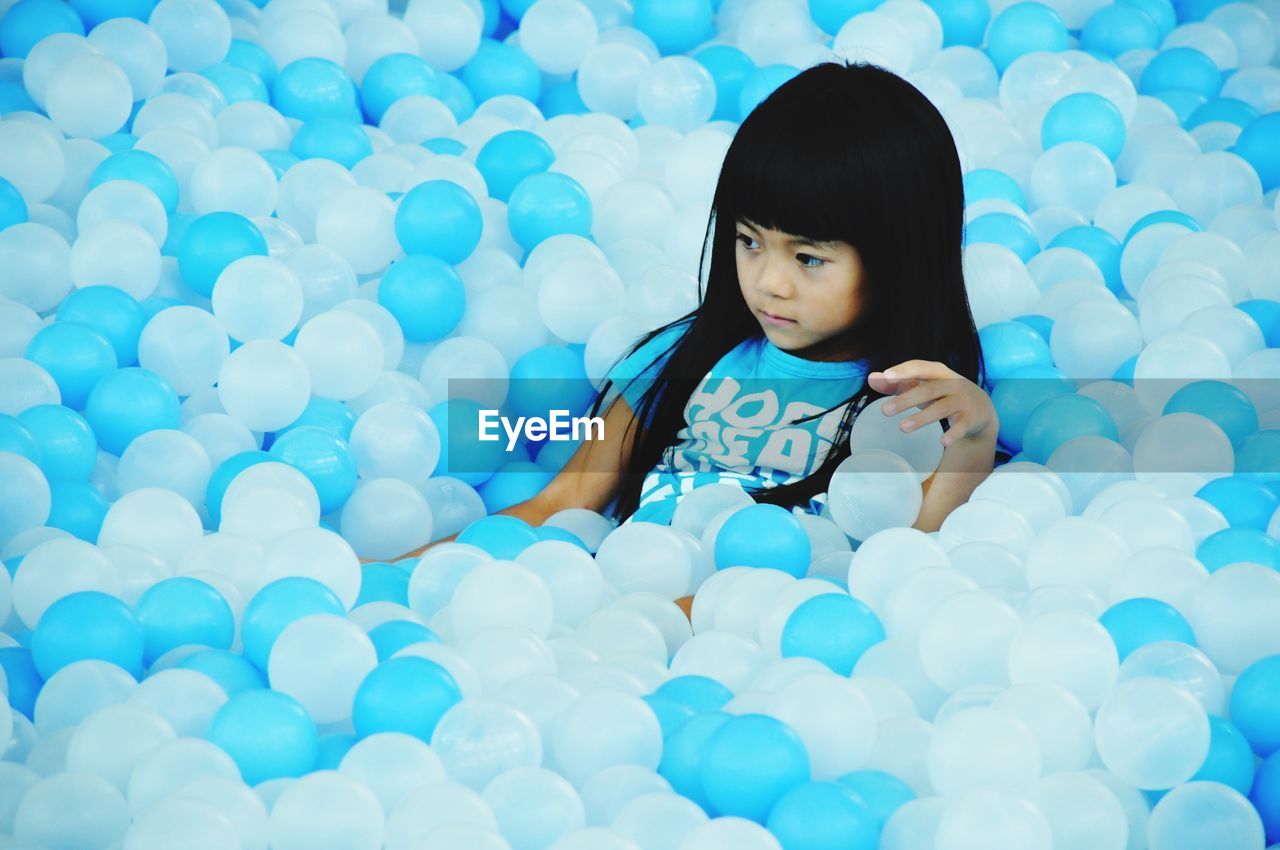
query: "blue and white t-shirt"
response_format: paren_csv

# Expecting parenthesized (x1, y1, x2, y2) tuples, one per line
(607, 322, 871, 525)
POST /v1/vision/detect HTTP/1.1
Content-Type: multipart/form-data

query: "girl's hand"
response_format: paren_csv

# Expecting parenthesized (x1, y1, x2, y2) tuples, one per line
(867, 360, 998, 449)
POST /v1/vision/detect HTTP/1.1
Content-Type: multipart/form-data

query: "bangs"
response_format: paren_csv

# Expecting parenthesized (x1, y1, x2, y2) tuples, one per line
(714, 75, 871, 247)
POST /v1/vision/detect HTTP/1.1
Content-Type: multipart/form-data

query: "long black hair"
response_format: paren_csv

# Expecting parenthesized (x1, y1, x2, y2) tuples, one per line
(595, 61, 985, 521)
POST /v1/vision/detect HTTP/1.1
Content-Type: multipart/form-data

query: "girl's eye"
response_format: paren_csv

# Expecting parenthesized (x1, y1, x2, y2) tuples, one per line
(798, 253, 826, 269)
(735, 233, 757, 250)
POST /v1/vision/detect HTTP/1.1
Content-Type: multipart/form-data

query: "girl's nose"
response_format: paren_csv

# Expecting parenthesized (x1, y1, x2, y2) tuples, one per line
(756, 257, 794, 299)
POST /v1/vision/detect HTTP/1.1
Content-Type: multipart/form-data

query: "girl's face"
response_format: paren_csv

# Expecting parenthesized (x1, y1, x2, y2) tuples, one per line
(734, 218, 866, 362)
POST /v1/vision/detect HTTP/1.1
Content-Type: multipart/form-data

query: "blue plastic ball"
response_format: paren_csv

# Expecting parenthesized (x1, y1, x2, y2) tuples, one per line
(226, 38, 277, 86)
(642, 693, 697, 738)
(241, 577, 346, 672)
(460, 39, 541, 104)
(315, 733, 358, 769)
(539, 78, 587, 117)
(658, 711, 732, 812)
(456, 514, 540, 559)
(1164, 380, 1257, 448)
(0, 414, 39, 463)
(268, 426, 358, 515)
(178, 212, 269, 298)
(781, 593, 884, 675)
(69, 0, 155, 27)
(205, 450, 272, 526)
(533, 524, 589, 550)
(654, 675, 735, 714)
(279, 398, 358, 442)
(507, 171, 594, 253)
(923, 0, 990, 45)
(433, 71, 476, 121)
(835, 770, 917, 826)
(807, 0, 878, 34)
(1234, 113, 1280, 193)
(355, 562, 411, 608)
(693, 47, 754, 127)
(1012, 314, 1053, 345)
(17, 404, 97, 481)
(90, 150, 180, 215)
(423, 137, 467, 156)
(352, 656, 462, 741)
(966, 212, 1040, 261)
(83, 367, 181, 456)
(427, 399, 509, 486)
(700, 713, 810, 823)
(208, 689, 319, 784)
(31, 591, 144, 679)
(133, 577, 236, 666)
(1190, 715, 1256, 795)
(1196, 527, 1280, 572)
(0, 647, 41, 718)
(986, 2, 1069, 73)
(534, 437, 579, 473)
(1232, 655, 1280, 758)
(377, 254, 467, 342)
(477, 460, 555, 514)
(1041, 92, 1127, 161)
(1118, 0, 1175, 37)
(177, 648, 267, 696)
(766, 781, 879, 850)
(1194, 477, 1279, 531)
(271, 58, 359, 122)
(1237, 430, 1280, 491)
(200, 61, 269, 104)
(361, 52, 438, 123)
(738, 64, 800, 120)
(46, 479, 108, 542)
(0, 0, 84, 59)
(1098, 597, 1196, 661)
(25, 322, 118, 410)
(367, 620, 438, 662)
(507, 345, 595, 423)
(1238, 300, 1280, 348)
(632, 0, 715, 54)
(1250, 751, 1280, 844)
(963, 168, 1026, 209)
(715, 503, 810, 577)
(1080, 4, 1160, 57)
(1126, 209, 1202, 242)
(991, 364, 1076, 453)
(475, 130, 555, 203)
(1139, 46, 1221, 99)
(395, 180, 483, 263)
(1021, 393, 1118, 464)
(1048, 225, 1122, 294)
(0, 175, 26, 231)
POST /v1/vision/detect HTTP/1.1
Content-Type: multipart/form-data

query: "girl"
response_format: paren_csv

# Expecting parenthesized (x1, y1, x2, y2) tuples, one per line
(417, 60, 1000, 555)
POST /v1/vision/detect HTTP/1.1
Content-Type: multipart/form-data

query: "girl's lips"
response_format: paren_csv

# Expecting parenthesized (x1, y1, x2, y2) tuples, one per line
(760, 310, 796, 326)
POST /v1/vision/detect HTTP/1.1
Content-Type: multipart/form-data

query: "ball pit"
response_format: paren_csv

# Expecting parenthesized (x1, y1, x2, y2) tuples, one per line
(0, 0, 1279, 846)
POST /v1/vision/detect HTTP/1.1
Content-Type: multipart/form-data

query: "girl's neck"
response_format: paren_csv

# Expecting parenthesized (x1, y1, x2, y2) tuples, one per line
(766, 333, 865, 364)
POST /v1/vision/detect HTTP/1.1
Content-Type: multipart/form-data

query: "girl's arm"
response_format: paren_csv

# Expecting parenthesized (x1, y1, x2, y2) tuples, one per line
(911, 430, 998, 533)
(394, 394, 643, 560)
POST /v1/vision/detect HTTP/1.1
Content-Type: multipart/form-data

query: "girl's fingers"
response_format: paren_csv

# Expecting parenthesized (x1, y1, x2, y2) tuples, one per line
(883, 378, 959, 416)
(882, 360, 951, 383)
(900, 397, 959, 433)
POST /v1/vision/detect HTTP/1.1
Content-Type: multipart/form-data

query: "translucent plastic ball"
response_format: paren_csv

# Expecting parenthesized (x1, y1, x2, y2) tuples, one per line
(1007, 610, 1119, 710)
(636, 56, 717, 133)
(267, 770, 386, 850)
(147, 0, 231, 73)
(483, 766, 585, 850)
(206, 688, 319, 785)
(1028, 142, 1117, 219)
(70, 220, 162, 300)
(189, 146, 278, 218)
(33, 657, 139, 736)
(1094, 676, 1210, 789)
(315, 185, 400, 275)
(826, 450, 924, 541)
(211, 255, 304, 343)
(519, 0, 599, 73)
(177, 212, 269, 298)
(13, 772, 131, 850)
(268, 613, 377, 724)
(42, 52, 132, 139)
(217, 340, 312, 431)
(1147, 781, 1265, 850)
(292, 311, 383, 401)
(339, 731, 446, 815)
(594, 521, 693, 599)
(536, 254, 626, 343)
(124, 736, 242, 815)
(450, 559, 553, 641)
(764, 672, 877, 781)
(918, 590, 1022, 692)
(927, 706, 1041, 796)
(260, 526, 360, 610)
(402, 0, 484, 73)
(1049, 300, 1143, 380)
(136, 306, 230, 397)
(934, 789, 1051, 850)
(77, 179, 168, 249)
(849, 396, 945, 480)
(341, 479, 434, 562)
(118, 428, 212, 508)
(430, 698, 544, 789)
